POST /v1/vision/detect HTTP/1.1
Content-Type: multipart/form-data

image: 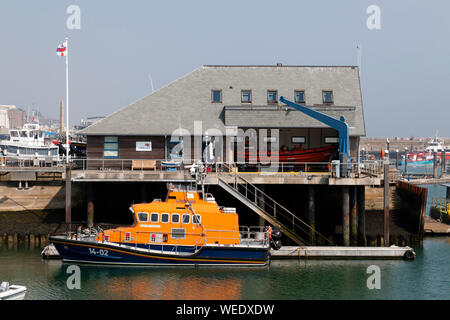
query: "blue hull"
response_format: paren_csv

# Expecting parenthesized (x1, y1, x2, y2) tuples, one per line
(50, 237, 270, 266)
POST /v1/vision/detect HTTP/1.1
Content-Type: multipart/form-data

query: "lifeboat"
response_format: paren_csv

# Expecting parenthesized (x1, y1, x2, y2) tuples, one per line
(237, 145, 338, 163)
(50, 185, 272, 266)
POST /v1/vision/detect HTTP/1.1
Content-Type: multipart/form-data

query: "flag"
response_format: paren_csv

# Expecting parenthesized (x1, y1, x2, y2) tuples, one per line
(57, 41, 67, 57)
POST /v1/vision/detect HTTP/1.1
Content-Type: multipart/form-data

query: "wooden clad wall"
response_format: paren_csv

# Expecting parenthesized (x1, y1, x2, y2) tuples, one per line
(86, 135, 166, 169)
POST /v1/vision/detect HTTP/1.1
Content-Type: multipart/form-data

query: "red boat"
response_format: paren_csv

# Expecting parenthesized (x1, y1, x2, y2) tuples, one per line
(237, 145, 338, 163)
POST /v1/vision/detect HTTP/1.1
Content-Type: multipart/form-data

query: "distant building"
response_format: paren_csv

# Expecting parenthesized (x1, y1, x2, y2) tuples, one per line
(74, 116, 106, 131)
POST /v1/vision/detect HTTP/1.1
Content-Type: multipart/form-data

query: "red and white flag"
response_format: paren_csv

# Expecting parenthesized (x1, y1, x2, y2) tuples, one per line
(56, 41, 67, 57)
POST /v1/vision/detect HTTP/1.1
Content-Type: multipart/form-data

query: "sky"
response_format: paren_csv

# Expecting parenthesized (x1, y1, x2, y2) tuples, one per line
(0, 0, 449, 138)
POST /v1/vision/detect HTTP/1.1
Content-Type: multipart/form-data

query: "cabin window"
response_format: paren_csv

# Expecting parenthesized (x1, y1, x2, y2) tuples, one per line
(124, 232, 131, 242)
(171, 228, 186, 240)
(192, 214, 201, 224)
(241, 90, 252, 103)
(104, 136, 119, 158)
(322, 91, 334, 104)
(161, 213, 170, 223)
(172, 213, 180, 223)
(267, 90, 278, 104)
(295, 90, 305, 103)
(291, 136, 306, 144)
(137, 212, 149, 222)
(211, 89, 222, 103)
(182, 214, 190, 224)
(263, 136, 277, 143)
(150, 212, 159, 223)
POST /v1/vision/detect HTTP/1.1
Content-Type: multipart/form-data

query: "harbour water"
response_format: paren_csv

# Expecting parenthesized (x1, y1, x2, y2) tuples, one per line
(0, 165, 449, 300)
(0, 238, 449, 300)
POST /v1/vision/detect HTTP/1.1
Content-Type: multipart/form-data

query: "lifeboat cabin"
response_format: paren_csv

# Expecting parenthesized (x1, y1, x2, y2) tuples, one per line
(50, 185, 271, 266)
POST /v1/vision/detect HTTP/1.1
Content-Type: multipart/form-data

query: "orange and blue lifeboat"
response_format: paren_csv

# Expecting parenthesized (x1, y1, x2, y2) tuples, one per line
(50, 187, 271, 266)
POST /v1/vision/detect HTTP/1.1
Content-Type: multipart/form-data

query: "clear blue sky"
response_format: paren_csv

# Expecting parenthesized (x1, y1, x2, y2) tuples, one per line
(0, 0, 449, 137)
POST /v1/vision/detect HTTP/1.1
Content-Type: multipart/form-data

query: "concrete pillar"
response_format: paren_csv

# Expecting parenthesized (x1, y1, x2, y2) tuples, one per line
(307, 186, 315, 245)
(350, 186, 358, 246)
(357, 186, 366, 246)
(65, 165, 72, 224)
(87, 183, 95, 228)
(342, 186, 350, 246)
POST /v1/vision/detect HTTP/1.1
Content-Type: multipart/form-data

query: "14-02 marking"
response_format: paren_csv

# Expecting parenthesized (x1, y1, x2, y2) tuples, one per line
(89, 248, 109, 256)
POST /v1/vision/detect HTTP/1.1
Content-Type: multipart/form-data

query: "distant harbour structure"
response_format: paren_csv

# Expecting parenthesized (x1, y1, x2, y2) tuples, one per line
(60, 100, 65, 135)
(0, 105, 27, 133)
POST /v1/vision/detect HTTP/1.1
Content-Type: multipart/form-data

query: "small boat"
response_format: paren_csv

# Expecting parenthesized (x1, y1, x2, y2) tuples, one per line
(0, 123, 59, 162)
(50, 184, 274, 266)
(0, 282, 27, 300)
(399, 135, 450, 166)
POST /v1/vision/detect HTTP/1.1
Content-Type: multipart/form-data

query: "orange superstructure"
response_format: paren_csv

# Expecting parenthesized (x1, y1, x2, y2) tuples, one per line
(96, 188, 240, 247)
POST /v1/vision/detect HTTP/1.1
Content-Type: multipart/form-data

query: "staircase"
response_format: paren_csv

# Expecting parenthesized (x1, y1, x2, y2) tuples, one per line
(217, 175, 331, 246)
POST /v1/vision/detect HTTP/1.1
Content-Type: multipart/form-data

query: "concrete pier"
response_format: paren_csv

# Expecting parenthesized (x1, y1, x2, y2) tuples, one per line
(270, 246, 416, 260)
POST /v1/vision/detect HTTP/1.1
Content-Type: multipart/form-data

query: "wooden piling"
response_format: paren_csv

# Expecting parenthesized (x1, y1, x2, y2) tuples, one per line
(350, 186, 358, 246)
(357, 186, 366, 246)
(307, 186, 316, 245)
(342, 186, 350, 246)
(65, 165, 72, 225)
(433, 151, 438, 178)
(384, 162, 390, 247)
(87, 183, 95, 228)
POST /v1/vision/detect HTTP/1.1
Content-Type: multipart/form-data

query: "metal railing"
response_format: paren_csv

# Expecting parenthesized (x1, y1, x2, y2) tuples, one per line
(227, 174, 332, 246)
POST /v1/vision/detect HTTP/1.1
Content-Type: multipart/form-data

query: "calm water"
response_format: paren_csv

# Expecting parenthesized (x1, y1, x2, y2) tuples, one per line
(1, 165, 449, 300)
(0, 238, 449, 300)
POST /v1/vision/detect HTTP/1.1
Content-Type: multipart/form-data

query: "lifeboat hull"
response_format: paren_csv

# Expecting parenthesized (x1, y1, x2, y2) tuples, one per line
(238, 145, 337, 163)
(50, 237, 270, 267)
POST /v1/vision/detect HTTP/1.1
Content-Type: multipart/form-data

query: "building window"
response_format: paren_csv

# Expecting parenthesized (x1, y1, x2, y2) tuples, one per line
(103, 136, 118, 158)
(211, 90, 222, 103)
(263, 136, 277, 143)
(322, 91, 334, 104)
(291, 136, 306, 144)
(267, 90, 278, 104)
(325, 137, 339, 144)
(241, 90, 252, 103)
(295, 90, 305, 103)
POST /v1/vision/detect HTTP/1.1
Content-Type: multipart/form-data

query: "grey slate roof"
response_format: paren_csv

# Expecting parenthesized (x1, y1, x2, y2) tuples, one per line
(80, 65, 366, 136)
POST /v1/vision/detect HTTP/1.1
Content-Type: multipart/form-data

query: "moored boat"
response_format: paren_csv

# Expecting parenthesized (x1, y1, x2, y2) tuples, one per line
(237, 145, 337, 163)
(0, 282, 27, 300)
(50, 184, 274, 266)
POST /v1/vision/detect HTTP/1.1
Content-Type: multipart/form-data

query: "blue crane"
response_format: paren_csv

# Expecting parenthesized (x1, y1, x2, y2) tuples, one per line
(279, 97, 351, 163)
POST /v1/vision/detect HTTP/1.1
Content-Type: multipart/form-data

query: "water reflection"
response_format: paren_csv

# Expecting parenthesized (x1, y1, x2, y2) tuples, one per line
(1, 238, 449, 300)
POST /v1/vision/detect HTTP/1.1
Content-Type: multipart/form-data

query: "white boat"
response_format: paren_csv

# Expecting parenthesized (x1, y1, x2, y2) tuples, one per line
(0, 282, 27, 300)
(0, 123, 59, 162)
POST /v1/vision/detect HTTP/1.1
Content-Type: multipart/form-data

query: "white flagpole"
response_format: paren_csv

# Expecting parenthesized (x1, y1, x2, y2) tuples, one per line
(65, 37, 69, 164)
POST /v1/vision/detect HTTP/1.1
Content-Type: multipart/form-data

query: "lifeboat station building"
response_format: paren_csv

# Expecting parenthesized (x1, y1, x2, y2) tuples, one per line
(80, 65, 366, 169)
(76, 65, 379, 247)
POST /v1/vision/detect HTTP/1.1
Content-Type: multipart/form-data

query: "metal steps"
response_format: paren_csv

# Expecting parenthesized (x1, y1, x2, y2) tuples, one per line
(217, 175, 331, 246)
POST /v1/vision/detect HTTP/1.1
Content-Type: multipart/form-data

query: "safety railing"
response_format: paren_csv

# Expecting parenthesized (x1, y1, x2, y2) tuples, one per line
(67, 158, 378, 177)
(55, 224, 270, 254)
(228, 174, 332, 246)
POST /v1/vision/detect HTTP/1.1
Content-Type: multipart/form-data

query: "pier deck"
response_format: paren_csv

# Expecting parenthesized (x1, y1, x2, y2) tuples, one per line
(424, 216, 450, 235)
(270, 246, 416, 259)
